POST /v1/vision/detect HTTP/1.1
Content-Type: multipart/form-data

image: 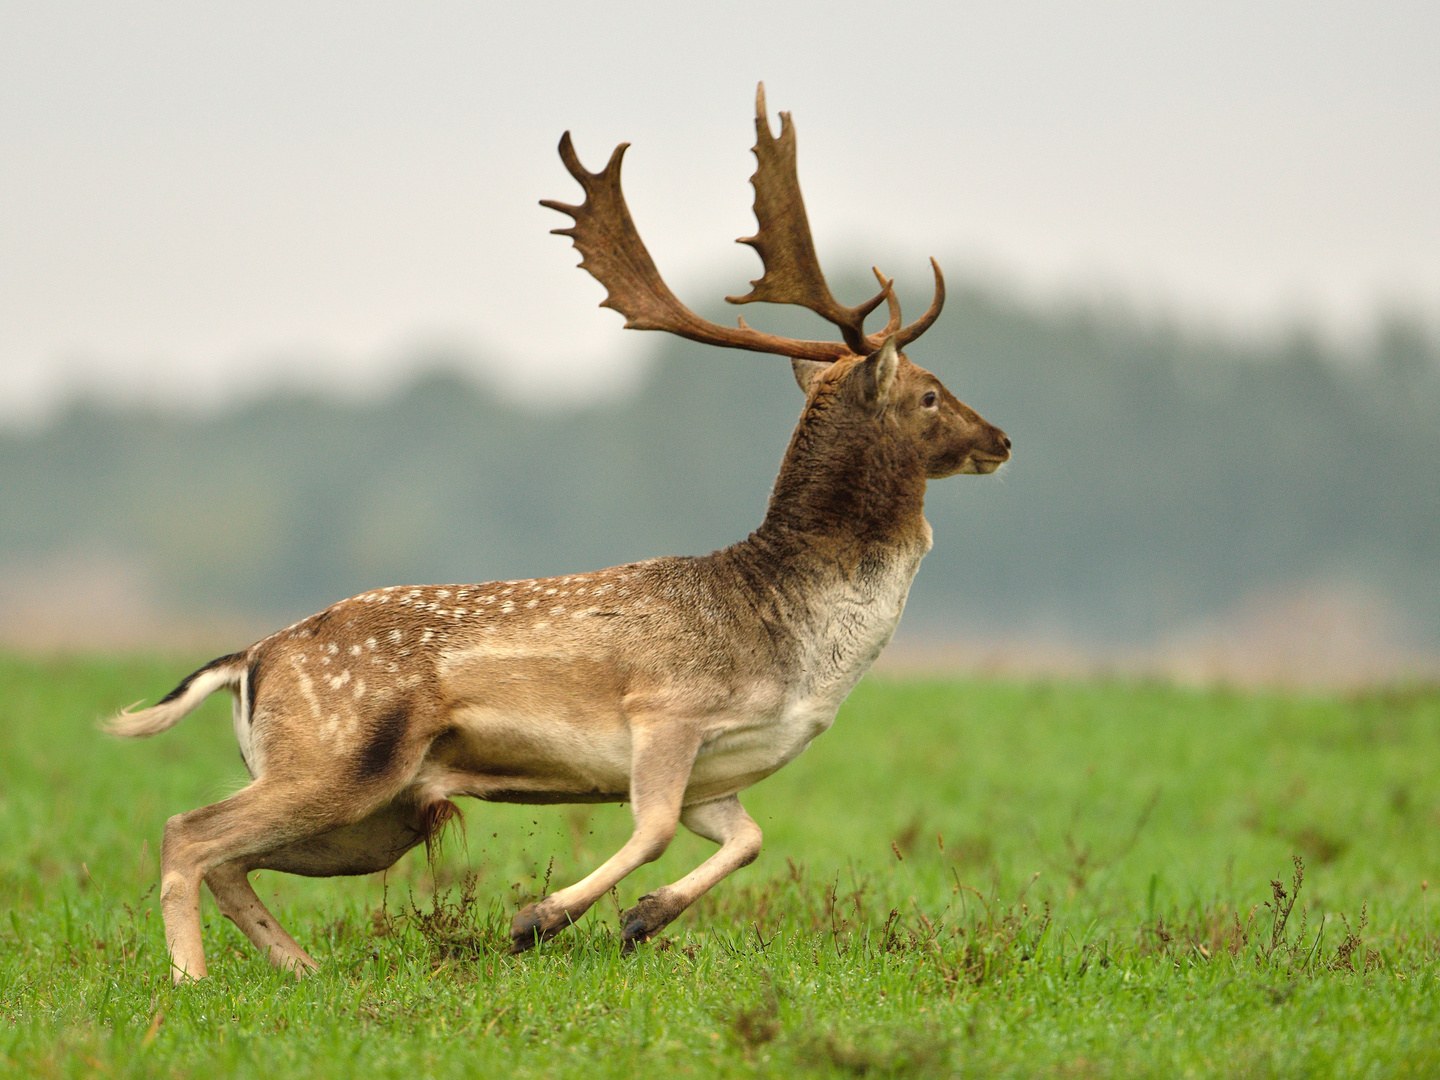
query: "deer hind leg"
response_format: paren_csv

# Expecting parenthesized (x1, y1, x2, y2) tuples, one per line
(204, 797, 454, 975)
(161, 778, 419, 983)
(510, 721, 702, 953)
(161, 780, 337, 983)
(204, 862, 318, 975)
(620, 794, 762, 950)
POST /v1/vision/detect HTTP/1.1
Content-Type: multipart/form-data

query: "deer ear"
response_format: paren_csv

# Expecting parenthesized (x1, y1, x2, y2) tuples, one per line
(856, 337, 899, 406)
(791, 358, 829, 394)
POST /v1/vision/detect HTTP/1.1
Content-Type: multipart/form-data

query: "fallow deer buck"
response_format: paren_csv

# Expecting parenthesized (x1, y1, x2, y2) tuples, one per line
(109, 84, 1010, 983)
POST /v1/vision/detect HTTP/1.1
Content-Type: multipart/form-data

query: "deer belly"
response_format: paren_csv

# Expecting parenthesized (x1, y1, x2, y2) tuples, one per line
(437, 706, 633, 801)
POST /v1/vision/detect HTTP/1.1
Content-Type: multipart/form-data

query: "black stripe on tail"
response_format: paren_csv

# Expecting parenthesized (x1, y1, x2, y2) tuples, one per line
(157, 651, 247, 705)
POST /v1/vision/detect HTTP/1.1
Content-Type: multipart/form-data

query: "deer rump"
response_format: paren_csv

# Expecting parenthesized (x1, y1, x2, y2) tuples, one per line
(109, 84, 1010, 983)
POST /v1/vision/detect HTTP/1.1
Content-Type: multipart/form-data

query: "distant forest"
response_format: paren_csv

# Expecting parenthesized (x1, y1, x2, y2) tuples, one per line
(3, 278, 1438, 648)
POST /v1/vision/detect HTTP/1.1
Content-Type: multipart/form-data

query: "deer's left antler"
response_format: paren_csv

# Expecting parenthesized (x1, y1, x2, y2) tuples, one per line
(543, 83, 945, 361)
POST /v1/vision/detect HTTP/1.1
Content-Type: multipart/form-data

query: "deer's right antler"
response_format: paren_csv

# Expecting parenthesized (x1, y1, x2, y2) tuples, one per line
(542, 84, 945, 362)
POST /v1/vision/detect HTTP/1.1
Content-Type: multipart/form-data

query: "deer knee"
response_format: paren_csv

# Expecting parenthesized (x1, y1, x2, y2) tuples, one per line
(634, 821, 678, 865)
(734, 820, 763, 867)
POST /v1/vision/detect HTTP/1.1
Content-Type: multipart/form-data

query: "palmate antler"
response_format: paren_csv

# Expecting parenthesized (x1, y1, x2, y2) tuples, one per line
(542, 83, 945, 362)
(726, 83, 887, 354)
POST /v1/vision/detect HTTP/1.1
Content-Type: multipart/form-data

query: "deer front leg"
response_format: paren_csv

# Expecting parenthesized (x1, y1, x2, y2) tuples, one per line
(510, 721, 701, 953)
(620, 794, 762, 950)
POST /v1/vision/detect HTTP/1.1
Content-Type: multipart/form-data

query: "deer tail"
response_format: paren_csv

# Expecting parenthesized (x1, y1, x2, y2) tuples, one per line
(106, 652, 248, 738)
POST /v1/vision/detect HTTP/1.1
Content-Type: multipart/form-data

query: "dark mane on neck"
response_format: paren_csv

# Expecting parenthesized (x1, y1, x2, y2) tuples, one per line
(758, 384, 929, 547)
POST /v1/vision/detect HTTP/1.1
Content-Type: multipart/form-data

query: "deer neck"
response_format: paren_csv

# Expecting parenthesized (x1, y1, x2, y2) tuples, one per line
(721, 409, 932, 707)
(757, 408, 931, 553)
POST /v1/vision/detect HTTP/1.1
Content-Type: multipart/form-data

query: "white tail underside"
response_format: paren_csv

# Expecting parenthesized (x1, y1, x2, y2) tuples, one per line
(106, 662, 245, 738)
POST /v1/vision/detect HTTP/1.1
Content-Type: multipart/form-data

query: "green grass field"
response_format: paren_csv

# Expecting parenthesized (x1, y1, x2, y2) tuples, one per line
(1, 654, 1437, 1077)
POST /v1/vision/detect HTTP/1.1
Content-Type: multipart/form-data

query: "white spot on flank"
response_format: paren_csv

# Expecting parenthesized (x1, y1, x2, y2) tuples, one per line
(545, 588, 557, 596)
(366, 638, 377, 650)
(525, 599, 539, 609)
(389, 629, 403, 644)
(349, 644, 362, 656)
(437, 589, 450, 599)
(327, 642, 339, 655)
(551, 606, 565, 615)
(453, 608, 466, 618)
(352, 678, 366, 699)
(421, 630, 434, 643)
(500, 600, 515, 614)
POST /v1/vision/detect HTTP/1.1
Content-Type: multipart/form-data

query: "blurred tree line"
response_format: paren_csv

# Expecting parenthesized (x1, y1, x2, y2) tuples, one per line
(2, 278, 1437, 646)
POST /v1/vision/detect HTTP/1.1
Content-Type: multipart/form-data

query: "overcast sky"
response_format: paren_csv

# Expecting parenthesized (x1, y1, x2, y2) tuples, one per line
(2, 1, 1436, 423)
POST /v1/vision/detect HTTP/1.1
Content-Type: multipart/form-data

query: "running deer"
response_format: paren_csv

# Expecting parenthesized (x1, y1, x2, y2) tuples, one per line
(109, 84, 1010, 983)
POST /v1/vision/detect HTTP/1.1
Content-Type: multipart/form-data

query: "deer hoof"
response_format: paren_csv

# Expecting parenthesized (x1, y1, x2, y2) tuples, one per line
(620, 891, 679, 952)
(509, 899, 567, 953)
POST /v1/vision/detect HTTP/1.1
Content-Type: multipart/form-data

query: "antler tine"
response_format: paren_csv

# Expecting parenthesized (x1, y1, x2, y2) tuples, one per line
(892, 258, 946, 349)
(726, 83, 887, 355)
(542, 131, 852, 363)
(866, 266, 902, 349)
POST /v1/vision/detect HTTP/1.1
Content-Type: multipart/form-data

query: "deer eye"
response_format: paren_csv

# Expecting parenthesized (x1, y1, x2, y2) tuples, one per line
(920, 391, 938, 409)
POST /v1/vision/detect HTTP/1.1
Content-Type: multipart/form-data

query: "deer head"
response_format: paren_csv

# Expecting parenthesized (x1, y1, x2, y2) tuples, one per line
(544, 84, 1010, 533)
